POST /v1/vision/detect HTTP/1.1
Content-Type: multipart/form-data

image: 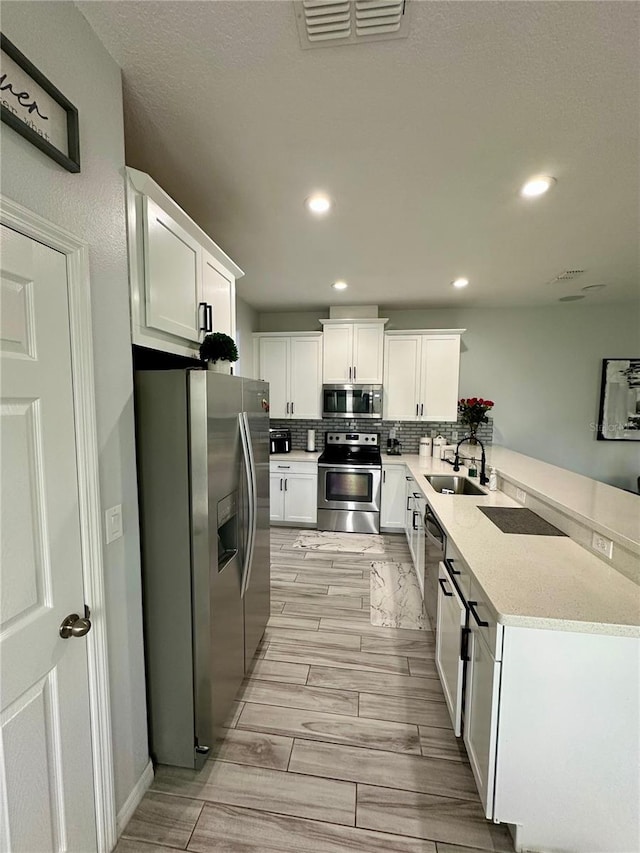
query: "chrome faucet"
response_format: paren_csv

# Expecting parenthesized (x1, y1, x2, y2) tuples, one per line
(453, 435, 489, 486)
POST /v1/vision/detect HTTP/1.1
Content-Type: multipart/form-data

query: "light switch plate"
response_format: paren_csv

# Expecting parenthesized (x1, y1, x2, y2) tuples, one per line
(105, 504, 123, 544)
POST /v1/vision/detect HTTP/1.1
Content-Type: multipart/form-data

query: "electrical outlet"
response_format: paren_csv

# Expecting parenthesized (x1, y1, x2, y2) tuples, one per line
(516, 488, 527, 504)
(592, 531, 613, 559)
(451, 430, 458, 441)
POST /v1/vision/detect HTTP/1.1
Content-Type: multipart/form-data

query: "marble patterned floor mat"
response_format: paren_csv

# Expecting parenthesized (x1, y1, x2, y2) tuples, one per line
(370, 561, 431, 631)
(292, 530, 386, 555)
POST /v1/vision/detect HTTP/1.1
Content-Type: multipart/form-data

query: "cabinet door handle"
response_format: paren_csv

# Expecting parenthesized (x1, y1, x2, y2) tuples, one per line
(280, 478, 283, 491)
(353, 365, 357, 381)
(438, 577, 453, 597)
(420, 403, 424, 416)
(199, 301, 208, 332)
(416, 403, 419, 417)
(460, 626, 470, 661)
(291, 401, 294, 415)
(277, 465, 291, 469)
(207, 304, 213, 332)
(349, 366, 352, 381)
(284, 479, 288, 491)
(445, 557, 461, 576)
(412, 510, 419, 530)
(383, 470, 386, 483)
(468, 600, 489, 627)
(286, 402, 290, 414)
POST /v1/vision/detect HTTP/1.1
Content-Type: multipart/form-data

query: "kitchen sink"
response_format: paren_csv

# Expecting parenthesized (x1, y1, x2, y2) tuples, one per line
(424, 475, 486, 496)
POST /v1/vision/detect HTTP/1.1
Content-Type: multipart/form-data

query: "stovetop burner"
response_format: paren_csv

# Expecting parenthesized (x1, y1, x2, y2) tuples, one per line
(319, 432, 382, 467)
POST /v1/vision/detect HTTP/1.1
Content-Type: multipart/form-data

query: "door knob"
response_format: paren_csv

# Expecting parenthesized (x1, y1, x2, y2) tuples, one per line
(59, 613, 92, 639)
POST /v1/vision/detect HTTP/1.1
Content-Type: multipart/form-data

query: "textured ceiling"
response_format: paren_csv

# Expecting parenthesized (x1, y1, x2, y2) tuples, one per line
(78, 0, 639, 310)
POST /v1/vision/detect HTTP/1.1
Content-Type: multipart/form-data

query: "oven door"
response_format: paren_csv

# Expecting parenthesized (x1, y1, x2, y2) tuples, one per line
(318, 464, 382, 512)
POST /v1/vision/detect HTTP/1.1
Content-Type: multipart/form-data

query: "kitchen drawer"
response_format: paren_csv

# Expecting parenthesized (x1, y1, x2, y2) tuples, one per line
(443, 541, 472, 601)
(468, 577, 502, 661)
(270, 460, 317, 475)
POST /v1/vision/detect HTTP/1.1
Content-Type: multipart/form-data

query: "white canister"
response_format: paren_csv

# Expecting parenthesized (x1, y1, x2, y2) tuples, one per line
(419, 437, 432, 458)
(306, 429, 316, 452)
(433, 434, 446, 458)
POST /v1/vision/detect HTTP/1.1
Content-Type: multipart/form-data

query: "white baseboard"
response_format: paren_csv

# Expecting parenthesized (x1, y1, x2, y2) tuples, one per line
(116, 760, 154, 836)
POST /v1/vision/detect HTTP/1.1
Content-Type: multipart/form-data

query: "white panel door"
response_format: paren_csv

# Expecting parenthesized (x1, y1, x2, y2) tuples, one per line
(435, 562, 466, 736)
(290, 337, 322, 420)
(0, 226, 96, 852)
(257, 337, 289, 419)
(202, 250, 234, 339)
(384, 336, 422, 421)
(143, 196, 202, 342)
(421, 336, 460, 422)
(322, 325, 352, 383)
(380, 465, 406, 529)
(464, 626, 501, 818)
(353, 324, 383, 383)
(283, 474, 317, 524)
(269, 474, 285, 521)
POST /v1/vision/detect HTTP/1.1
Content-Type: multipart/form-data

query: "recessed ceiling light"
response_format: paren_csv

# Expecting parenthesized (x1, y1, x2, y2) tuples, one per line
(332, 280, 348, 290)
(582, 284, 606, 292)
(558, 295, 585, 302)
(520, 176, 556, 198)
(452, 278, 469, 288)
(306, 194, 332, 214)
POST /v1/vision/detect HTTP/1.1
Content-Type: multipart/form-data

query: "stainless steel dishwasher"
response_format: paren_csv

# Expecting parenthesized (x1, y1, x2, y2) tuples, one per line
(423, 501, 446, 628)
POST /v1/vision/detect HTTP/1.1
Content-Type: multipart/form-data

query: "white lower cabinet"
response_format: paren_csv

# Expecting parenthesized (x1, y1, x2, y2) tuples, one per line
(464, 617, 501, 819)
(380, 465, 406, 530)
(270, 461, 317, 525)
(435, 561, 466, 736)
(403, 474, 425, 595)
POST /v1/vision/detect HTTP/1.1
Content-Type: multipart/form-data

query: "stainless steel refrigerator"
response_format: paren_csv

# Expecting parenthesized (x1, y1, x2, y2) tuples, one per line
(134, 369, 270, 769)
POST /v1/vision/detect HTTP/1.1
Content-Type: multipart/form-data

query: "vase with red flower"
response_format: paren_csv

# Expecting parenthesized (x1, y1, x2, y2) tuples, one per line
(458, 397, 495, 444)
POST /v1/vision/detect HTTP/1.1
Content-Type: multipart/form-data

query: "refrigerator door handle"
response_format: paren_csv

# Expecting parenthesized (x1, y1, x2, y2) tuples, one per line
(239, 413, 255, 598)
(240, 412, 258, 598)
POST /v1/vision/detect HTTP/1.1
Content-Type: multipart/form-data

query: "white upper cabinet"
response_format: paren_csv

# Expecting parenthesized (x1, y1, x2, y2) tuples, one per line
(202, 250, 235, 339)
(143, 196, 202, 342)
(320, 320, 386, 384)
(384, 330, 464, 422)
(127, 168, 242, 358)
(258, 337, 289, 419)
(254, 333, 322, 420)
(322, 324, 353, 383)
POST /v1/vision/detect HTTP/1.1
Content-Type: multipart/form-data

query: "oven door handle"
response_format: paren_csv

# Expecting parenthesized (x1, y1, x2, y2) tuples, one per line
(318, 463, 381, 472)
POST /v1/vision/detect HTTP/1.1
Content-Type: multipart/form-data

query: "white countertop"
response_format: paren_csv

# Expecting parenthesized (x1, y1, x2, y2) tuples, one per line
(274, 446, 639, 637)
(400, 454, 639, 638)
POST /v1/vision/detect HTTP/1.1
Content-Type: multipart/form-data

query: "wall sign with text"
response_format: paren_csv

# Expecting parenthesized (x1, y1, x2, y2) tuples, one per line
(0, 33, 80, 173)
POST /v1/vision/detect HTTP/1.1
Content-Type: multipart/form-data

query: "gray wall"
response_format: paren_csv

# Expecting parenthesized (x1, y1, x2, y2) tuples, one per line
(235, 295, 258, 378)
(1, 1, 148, 812)
(258, 304, 640, 490)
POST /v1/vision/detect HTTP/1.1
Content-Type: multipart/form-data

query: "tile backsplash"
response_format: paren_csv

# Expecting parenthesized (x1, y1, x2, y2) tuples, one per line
(269, 417, 493, 454)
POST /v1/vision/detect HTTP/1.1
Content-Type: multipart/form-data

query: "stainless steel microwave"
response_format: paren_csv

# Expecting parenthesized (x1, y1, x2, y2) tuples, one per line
(322, 384, 383, 419)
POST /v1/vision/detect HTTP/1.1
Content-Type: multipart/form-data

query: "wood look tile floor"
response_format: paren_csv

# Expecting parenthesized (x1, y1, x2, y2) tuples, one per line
(117, 529, 514, 853)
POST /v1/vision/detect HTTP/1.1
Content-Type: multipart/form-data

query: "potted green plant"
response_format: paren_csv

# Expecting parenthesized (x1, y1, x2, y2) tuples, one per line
(199, 332, 239, 374)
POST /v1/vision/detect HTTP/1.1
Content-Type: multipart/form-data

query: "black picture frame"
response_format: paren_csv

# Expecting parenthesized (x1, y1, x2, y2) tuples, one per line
(596, 358, 640, 441)
(1, 32, 80, 173)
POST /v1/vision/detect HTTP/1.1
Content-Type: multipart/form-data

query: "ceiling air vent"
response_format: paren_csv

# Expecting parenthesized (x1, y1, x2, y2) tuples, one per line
(549, 269, 585, 284)
(294, 0, 410, 49)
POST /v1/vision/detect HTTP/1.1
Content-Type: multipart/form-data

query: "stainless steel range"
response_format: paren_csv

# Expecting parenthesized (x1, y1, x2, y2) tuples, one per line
(317, 432, 382, 534)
